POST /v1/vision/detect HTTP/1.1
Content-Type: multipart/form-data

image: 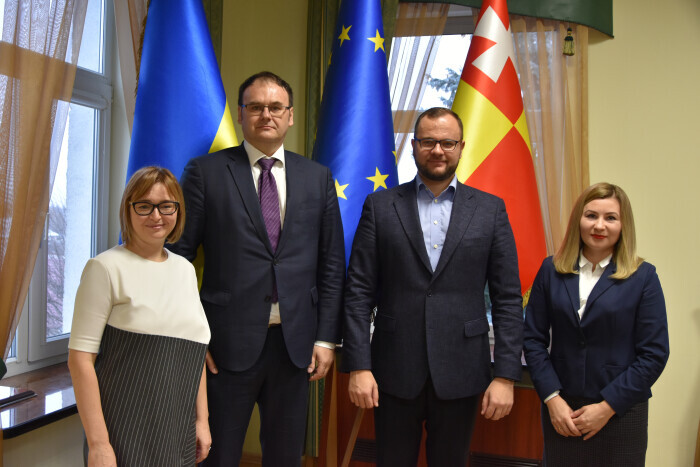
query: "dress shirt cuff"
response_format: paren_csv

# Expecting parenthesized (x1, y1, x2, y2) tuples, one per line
(544, 390, 560, 403)
(314, 341, 336, 350)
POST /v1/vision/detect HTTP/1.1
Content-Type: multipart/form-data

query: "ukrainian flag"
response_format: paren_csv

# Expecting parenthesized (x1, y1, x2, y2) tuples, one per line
(127, 0, 237, 180)
(313, 0, 398, 265)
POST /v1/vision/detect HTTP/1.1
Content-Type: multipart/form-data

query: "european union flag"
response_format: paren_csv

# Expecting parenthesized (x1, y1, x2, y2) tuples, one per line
(127, 0, 237, 180)
(313, 0, 398, 264)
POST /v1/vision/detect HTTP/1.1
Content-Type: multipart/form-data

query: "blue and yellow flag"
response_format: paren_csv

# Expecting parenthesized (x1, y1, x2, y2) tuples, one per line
(313, 0, 398, 264)
(127, 0, 237, 180)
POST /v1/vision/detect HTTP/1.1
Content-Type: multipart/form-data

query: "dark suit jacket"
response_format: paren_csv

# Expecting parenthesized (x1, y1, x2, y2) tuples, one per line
(523, 257, 669, 415)
(170, 144, 345, 372)
(341, 180, 523, 400)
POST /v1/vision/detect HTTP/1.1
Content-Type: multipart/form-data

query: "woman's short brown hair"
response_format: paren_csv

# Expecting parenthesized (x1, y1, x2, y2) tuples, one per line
(119, 166, 185, 245)
(553, 182, 642, 279)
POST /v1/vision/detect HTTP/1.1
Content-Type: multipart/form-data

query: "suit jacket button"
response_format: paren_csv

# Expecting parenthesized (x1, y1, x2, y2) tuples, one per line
(264, 295, 272, 303)
(427, 290, 432, 297)
(273, 259, 279, 266)
(579, 340, 585, 347)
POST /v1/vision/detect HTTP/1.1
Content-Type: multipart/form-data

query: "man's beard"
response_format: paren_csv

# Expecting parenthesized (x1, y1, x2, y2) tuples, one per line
(415, 155, 458, 182)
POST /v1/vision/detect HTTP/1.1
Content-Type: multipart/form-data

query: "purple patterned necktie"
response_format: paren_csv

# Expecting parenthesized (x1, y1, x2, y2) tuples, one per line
(258, 157, 280, 301)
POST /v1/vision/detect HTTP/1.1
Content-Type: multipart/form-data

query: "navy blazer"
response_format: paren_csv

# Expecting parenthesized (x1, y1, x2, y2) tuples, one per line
(341, 181, 523, 400)
(523, 256, 669, 415)
(170, 145, 345, 372)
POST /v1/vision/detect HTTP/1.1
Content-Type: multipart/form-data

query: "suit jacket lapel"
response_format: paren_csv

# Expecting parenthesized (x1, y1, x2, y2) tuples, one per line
(562, 271, 581, 324)
(393, 183, 432, 273)
(432, 183, 476, 280)
(583, 262, 616, 315)
(276, 150, 298, 254)
(226, 146, 275, 254)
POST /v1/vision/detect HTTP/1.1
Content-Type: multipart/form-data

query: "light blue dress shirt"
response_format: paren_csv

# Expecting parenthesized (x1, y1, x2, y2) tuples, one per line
(415, 175, 458, 271)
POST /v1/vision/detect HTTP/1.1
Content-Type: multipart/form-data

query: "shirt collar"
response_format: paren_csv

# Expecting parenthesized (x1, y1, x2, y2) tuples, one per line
(244, 140, 286, 167)
(415, 174, 458, 200)
(578, 252, 613, 270)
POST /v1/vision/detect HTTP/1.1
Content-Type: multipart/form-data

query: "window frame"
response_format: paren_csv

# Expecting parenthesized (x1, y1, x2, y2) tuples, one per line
(3, 0, 113, 377)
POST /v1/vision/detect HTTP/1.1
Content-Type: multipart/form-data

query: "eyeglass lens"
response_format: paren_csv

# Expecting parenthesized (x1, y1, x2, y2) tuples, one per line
(132, 201, 178, 216)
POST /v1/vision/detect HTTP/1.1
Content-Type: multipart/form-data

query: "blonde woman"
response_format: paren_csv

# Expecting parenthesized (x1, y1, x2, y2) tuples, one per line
(524, 183, 669, 466)
(68, 167, 211, 466)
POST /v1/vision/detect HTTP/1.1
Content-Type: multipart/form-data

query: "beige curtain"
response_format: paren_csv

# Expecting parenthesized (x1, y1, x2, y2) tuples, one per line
(511, 17, 589, 253)
(113, 0, 149, 133)
(390, 3, 449, 169)
(0, 2, 88, 460)
(0, 0, 89, 357)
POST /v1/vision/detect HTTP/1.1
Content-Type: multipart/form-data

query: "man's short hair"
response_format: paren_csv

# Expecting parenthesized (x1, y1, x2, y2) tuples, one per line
(238, 71, 294, 107)
(414, 107, 464, 140)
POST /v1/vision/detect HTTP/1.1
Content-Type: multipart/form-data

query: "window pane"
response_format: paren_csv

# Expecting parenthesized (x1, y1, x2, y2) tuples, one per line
(46, 103, 96, 340)
(77, 0, 105, 73)
(7, 334, 16, 359)
(391, 34, 471, 184)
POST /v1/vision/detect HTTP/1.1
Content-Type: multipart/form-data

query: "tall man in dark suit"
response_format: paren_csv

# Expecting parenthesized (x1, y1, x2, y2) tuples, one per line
(171, 71, 345, 466)
(341, 107, 524, 466)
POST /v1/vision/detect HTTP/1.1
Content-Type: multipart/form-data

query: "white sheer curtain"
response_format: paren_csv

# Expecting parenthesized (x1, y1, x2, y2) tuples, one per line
(512, 17, 589, 252)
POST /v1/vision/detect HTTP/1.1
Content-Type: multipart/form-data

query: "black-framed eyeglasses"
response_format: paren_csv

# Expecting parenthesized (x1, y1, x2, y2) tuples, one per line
(414, 138, 461, 151)
(131, 201, 180, 216)
(240, 103, 291, 117)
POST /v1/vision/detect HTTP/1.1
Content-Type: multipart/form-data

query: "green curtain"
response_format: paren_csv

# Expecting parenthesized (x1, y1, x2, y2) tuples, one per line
(201, 0, 224, 66)
(400, 0, 613, 36)
(304, 0, 341, 160)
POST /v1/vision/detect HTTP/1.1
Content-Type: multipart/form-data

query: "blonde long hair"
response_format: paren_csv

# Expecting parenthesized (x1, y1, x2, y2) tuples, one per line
(553, 182, 643, 279)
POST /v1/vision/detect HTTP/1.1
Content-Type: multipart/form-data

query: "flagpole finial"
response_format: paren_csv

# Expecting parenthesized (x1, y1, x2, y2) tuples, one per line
(563, 28, 575, 56)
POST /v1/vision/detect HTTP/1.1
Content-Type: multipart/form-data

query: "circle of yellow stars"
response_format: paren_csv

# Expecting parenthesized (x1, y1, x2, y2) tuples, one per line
(337, 24, 385, 52)
(332, 25, 393, 201)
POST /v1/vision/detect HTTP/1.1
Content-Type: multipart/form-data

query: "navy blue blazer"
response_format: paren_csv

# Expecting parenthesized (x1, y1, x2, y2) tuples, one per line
(341, 181, 523, 400)
(170, 145, 345, 372)
(523, 256, 669, 415)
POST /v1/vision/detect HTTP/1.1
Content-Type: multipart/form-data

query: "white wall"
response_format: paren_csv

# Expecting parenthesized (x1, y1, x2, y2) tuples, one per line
(588, 0, 700, 464)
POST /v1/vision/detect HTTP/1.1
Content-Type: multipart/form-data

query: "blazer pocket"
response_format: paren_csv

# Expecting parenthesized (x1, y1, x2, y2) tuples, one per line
(373, 314, 396, 333)
(200, 288, 232, 306)
(310, 286, 319, 305)
(464, 317, 490, 337)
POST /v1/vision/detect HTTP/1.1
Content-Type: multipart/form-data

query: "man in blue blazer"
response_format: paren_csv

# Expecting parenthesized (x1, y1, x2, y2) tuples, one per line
(171, 72, 345, 466)
(341, 108, 524, 466)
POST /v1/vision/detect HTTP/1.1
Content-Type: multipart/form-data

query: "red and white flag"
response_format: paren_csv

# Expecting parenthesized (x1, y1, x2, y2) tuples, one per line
(452, 0, 546, 296)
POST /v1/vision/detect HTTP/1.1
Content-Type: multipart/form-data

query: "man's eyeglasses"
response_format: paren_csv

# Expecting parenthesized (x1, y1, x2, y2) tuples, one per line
(241, 103, 291, 117)
(414, 138, 461, 152)
(131, 201, 180, 216)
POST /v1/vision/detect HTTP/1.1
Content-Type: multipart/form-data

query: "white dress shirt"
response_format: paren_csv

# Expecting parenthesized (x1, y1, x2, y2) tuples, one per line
(577, 253, 612, 320)
(244, 141, 334, 349)
(245, 140, 286, 326)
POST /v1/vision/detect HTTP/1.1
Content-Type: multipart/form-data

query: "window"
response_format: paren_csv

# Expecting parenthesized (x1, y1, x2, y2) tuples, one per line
(4, 0, 112, 377)
(389, 5, 474, 184)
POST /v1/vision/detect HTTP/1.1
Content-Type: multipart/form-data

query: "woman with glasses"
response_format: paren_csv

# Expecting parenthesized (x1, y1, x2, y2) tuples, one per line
(524, 183, 669, 466)
(68, 166, 211, 466)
